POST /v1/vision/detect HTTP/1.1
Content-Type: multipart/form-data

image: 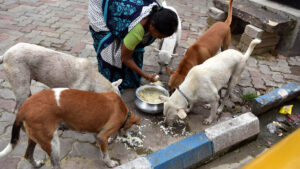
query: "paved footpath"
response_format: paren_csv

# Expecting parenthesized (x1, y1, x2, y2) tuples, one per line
(1, 0, 300, 169)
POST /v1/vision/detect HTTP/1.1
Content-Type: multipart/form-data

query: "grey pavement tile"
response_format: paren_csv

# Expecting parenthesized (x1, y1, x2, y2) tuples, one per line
(61, 130, 96, 144)
(0, 156, 21, 169)
(0, 125, 27, 143)
(242, 87, 256, 95)
(41, 31, 60, 38)
(0, 88, 15, 100)
(59, 138, 74, 159)
(17, 159, 32, 169)
(238, 78, 253, 87)
(271, 72, 285, 83)
(0, 98, 15, 113)
(0, 111, 15, 122)
(269, 65, 291, 74)
(62, 157, 103, 169)
(0, 121, 10, 135)
(259, 64, 272, 75)
(283, 74, 300, 82)
(69, 142, 101, 161)
(287, 57, 300, 66)
(251, 76, 266, 90)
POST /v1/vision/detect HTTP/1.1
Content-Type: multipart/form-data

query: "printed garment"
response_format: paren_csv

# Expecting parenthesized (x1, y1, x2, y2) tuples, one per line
(89, 0, 159, 91)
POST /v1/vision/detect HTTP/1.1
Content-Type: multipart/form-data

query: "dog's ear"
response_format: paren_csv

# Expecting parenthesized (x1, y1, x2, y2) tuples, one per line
(112, 79, 122, 87)
(131, 112, 140, 126)
(166, 66, 174, 75)
(159, 95, 169, 102)
(177, 109, 187, 119)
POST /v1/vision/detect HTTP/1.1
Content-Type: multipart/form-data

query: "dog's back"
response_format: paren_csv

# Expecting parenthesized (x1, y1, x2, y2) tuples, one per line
(19, 89, 126, 132)
(2, 43, 91, 87)
(182, 49, 242, 93)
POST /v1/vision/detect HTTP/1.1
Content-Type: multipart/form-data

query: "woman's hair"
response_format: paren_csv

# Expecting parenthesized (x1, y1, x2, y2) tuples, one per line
(149, 6, 178, 37)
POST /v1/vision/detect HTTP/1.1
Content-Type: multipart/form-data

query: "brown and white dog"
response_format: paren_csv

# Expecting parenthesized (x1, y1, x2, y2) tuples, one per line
(166, 0, 234, 93)
(0, 89, 140, 168)
(0, 43, 122, 114)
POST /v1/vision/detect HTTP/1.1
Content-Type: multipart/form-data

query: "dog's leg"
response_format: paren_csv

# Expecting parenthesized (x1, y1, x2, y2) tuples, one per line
(28, 124, 61, 169)
(108, 132, 119, 144)
(11, 89, 31, 114)
(203, 95, 219, 125)
(158, 63, 163, 74)
(97, 128, 119, 168)
(49, 130, 61, 169)
(217, 83, 233, 114)
(222, 31, 231, 51)
(24, 138, 45, 168)
(218, 66, 243, 114)
(6, 68, 31, 114)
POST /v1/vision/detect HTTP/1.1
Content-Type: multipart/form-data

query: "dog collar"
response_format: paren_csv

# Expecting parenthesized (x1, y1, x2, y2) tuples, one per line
(120, 111, 131, 129)
(176, 87, 191, 110)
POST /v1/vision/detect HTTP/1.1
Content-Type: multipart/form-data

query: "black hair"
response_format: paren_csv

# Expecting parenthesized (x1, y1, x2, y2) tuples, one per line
(149, 6, 178, 37)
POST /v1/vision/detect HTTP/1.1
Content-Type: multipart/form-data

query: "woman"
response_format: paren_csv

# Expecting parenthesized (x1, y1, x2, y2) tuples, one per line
(88, 0, 178, 92)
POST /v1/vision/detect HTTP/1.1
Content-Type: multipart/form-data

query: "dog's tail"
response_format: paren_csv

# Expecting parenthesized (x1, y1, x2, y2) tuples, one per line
(225, 0, 234, 26)
(243, 38, 261, 61)
(0, 115, 24, 158)
(0, 55, 3, 64)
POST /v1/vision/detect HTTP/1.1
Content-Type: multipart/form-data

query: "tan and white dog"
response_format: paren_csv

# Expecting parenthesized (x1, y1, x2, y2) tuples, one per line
(160, 39, 261, 125)
(166, 0, 234, 94)
(0, 43, 122, 114)
(0, 89, 140, 168)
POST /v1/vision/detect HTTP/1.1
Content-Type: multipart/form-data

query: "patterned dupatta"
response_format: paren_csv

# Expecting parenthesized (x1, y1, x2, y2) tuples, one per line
(96, 0, 159, 56)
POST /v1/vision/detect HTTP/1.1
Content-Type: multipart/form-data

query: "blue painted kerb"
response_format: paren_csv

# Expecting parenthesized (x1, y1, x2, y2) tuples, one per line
(252, 82, 300, 115)
(147, 132, 213, 169)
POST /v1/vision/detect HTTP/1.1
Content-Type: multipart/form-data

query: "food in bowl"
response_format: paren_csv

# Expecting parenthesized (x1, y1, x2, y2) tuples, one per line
(138, 87, 166, 103)
(150, 80, 163, 87)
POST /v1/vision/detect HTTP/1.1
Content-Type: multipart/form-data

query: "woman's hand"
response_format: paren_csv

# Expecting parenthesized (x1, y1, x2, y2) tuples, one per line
(145, 73, 159, 82)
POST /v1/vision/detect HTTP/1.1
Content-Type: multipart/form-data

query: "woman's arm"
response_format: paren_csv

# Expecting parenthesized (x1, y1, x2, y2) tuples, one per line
(121, 44, 158, 82)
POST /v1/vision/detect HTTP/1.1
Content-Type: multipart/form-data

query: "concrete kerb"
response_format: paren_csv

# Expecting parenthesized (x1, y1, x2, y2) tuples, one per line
(252, 82, 300, 115)
(115, 112, 260, 169)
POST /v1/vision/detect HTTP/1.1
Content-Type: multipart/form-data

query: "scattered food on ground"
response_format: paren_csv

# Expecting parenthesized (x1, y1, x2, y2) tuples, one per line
(116, 126, 145, 149)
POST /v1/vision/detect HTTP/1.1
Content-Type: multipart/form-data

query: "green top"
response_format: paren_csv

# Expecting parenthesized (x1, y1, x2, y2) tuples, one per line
(123, 23, 145, 51)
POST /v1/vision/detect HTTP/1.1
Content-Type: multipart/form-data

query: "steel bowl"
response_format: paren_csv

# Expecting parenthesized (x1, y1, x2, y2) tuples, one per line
(135, 84, 169, 114)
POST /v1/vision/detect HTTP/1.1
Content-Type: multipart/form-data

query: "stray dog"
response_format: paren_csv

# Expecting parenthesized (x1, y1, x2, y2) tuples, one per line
(155, 0, 182, 74)
(0, 89, 140, 168)
(166, 0, 234, 94)
(160, 39, 261, 125)
(0, 43, 122, 114)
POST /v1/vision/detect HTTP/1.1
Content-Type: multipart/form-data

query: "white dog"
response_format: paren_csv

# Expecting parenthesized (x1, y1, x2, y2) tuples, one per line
(0, 43, 122, 114)
(160, 39, 261, 125)
(155, 0, 182, 74)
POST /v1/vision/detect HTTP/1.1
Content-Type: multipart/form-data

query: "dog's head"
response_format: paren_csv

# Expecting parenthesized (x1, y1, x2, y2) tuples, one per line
(123, 111, 141, 131)
(111, 79, 122, 95)
(158, 50, 172, 65)
(154, 48, 178, 66)
(166, 67, 185, 94)
(160, 95, 187, 126)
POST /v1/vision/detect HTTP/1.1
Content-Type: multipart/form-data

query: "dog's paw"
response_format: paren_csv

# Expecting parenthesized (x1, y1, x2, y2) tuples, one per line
(203, 118, 213, 125)
(203, 104, 211, 109)
(105, 159, 119, 168)
(217, 108, 223, 115)
(33, 160, 45, 168)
